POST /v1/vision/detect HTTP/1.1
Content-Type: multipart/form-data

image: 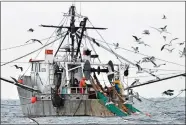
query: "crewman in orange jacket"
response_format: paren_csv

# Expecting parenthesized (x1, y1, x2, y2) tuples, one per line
(79, 77, 86, 94)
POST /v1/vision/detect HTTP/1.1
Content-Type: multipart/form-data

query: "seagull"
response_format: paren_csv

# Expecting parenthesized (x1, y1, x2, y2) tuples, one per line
(165, 48, 175, 53)
(166, 89, 174, 93)
(134, 92, 142, 102)
(26, 39, 43, 45)
(162, 15, 167, 19)
(142, 30, 150, 35)
(169, 38, 179, 45)
(143, 43, 151, 47)
(177, 41, 185, 46)
(162, 90, 174, 96)
(10, 77, 19, 83)
(159, 25, 167, 31)
(161, 44, 171, 51)
(149, 69, 158, 74)
(163, 36, 166, 41)
(136, 64, 143, 73)
(150, 26, 171, 34)
(113, 43, 119, 49)
(179, 47, 186, 57)
(12, 65, 23, 72)
(124, 64, 130, 76)
(132, 36, 141, 42)
(28, 28, 34, 32)
(135, 60, 141, 65)
(130, 79, 140, 86)
(131, 47, 139, 53)
(149, 60, 166, 68)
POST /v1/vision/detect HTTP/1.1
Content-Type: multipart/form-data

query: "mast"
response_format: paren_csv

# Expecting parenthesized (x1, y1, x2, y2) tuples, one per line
(69, 5, 76, 61)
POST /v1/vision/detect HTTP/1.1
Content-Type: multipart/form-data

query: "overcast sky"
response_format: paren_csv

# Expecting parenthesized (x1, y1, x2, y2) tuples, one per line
(1, 2, 185, 99)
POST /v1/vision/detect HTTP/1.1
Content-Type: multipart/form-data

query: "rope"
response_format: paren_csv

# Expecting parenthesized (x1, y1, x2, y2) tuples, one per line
(1, 102, 33, 106)
(1, 36, 58, 51)
(87, 20, 124, 65)
(1, 37, 60, 67)
(1, 42, 34, 51)
(28, 117, 39, 125)
(126, 72, 184, 79)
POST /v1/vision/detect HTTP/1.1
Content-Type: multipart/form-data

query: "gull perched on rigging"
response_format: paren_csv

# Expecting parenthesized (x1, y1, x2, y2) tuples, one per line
(131, 46, 139, 53)
(26, 39, 43, 45)
(27, 28, 34, 32)
(12, 65, 23, 72)
(113, 43, 119, 49)
(142, 30, 150, 35)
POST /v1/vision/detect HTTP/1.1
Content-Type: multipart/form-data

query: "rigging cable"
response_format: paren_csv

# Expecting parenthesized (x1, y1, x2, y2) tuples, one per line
(87, 20, 124, 65)
(1, 37, 61, 67)
(1, 36, 58, 51)
(28, 117, 39, 125)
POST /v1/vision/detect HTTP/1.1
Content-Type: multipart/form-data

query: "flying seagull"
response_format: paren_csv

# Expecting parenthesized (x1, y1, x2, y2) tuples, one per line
(150, 26, 171, 34)
(113, 43, 119, 49)
(130, 79, 140, 87)
(161, 44, 171, 51)
(162, 15, 167, 19)
(177, 41, 185, 46)
(169, 38, 179, 45)
(28, 28, 34, 32)
(131, 46, 139, 53)
(149, 60, 166, 68)
(163, 36, 166, 41)
(179, 47, 186, 57)
(143, 43, 151, 47)
(165, 48, 175, 53)
(26, 39, 43, 45)
(132, 36, 141, 42)
(135, 60, 141, 65)
(162, 90, 174, 96)
(10, 77, 19, 83)
(136, 64, 143, 73)
(12, 65, 23, 72)
(149, 69, 158, 74)
(142, 30, 150, 35)
(166, 89, 174, 93)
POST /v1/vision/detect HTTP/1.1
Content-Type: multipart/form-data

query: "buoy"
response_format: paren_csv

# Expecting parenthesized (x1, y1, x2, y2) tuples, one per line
(31, 96, 37, 103)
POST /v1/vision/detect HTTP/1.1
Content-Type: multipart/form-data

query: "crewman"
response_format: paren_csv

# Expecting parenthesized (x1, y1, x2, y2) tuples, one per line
(79, 77, 87, 94)
(113, 78, 123, 95)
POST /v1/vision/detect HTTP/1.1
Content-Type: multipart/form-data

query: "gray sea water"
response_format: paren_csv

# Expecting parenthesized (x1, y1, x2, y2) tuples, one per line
(1, 97, 185, 124)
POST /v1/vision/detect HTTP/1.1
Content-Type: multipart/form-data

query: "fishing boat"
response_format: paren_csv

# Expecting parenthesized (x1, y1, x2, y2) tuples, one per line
(1, 4, 185, 117)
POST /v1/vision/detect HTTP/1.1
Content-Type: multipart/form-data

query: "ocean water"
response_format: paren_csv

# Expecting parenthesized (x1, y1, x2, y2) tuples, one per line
(1, 97, 185, 124)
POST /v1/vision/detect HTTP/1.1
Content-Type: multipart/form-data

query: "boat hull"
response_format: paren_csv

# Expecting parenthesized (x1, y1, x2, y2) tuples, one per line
(17, 76, 114, 117)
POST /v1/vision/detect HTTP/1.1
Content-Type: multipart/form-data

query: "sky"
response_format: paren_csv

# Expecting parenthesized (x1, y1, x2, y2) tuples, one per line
(1, 2, 185, 99)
